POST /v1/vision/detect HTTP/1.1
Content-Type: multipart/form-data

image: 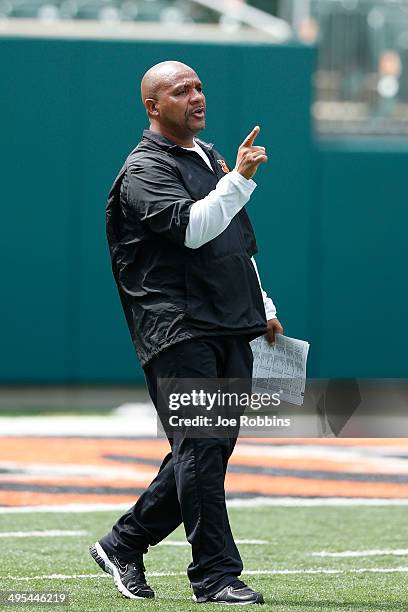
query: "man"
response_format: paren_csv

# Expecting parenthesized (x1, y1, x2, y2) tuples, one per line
(90, 60, 283, 605)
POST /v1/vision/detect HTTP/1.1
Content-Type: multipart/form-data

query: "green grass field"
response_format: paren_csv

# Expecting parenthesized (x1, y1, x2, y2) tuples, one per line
(2, 505, 408, 611)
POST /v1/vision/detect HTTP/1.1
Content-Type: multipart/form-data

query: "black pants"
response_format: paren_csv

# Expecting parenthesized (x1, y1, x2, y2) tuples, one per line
(100, 335, 253, 598)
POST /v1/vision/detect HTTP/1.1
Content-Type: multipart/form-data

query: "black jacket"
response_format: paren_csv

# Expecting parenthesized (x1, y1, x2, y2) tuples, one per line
(106, 130, 267, 366)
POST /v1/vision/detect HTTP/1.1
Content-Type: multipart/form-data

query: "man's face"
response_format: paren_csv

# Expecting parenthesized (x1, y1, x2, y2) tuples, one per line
(154, 68, 206, 138)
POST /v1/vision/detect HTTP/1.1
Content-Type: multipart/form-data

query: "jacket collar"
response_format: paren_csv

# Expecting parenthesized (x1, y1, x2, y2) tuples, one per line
(142, 129, 214, 152)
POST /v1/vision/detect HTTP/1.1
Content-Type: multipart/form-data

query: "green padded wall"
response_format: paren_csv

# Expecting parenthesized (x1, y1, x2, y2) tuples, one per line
(3, 36, 406, 382)
(0, 37, 315, 382)
(313, 140, 408, 377)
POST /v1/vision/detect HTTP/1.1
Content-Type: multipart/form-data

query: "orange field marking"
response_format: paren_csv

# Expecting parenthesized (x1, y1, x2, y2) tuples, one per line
(225, 473, 408, 498)
(0, 437, 169, 465)
(1, 437, 408, 507)
(0, 491, 135, 507)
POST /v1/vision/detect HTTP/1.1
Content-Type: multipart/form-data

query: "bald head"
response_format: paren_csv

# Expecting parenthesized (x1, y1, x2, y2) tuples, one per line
(140, 60, 206, 146)
(141, 61, 196, 104)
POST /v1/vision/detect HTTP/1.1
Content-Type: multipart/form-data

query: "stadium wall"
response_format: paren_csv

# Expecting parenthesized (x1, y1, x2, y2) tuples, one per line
(312, 140, 408, 377)
(0, 35, 405, 382)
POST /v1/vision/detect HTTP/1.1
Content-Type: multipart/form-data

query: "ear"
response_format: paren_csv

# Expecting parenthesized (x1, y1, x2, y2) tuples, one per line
(145, 98, 159, 117)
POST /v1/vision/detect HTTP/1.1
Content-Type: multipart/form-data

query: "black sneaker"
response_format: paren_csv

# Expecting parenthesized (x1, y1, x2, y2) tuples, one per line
(89, 542, 154, 600)
(193, 579, 264, 605)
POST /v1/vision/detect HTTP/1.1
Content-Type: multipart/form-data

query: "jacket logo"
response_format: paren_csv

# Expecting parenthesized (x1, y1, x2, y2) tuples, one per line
(217, 159, 230, 174)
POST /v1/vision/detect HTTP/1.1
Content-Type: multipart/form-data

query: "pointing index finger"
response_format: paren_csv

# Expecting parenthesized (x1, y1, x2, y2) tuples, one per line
(242, 125, 260, 147)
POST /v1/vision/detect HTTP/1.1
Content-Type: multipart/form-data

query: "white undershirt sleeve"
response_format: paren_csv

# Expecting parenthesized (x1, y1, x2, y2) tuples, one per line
(251, 257, 277, 320)
(184, 170, 256, 249)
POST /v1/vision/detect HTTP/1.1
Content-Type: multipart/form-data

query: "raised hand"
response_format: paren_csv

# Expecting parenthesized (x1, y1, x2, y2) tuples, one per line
(235, 126, 268, 180)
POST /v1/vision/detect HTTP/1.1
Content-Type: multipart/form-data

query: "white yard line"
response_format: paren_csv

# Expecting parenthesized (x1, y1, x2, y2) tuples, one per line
(6, 567, 408, 581)
(0, 528, 265, 545)
(234, 444, 408, 472)
(312, 549, 408, 558)
(5, 573, 178, 581)
(245, 567, 408, 575)
(157, 539, 268, 546)
(0, 414, 156, 437)
(0, 503, 131, 514)
(244, 567, 408, 575)
(234, 444, 382, 460)
(0, 530, 87, 538)
(2, 497, 408, 514)
(236, 539, 269, 545)
(227, 496, 408, 507)
(0, 461, 156, 481)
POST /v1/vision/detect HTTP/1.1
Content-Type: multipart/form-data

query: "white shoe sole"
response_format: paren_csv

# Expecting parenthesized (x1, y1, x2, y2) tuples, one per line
(90, 541, 147, 600)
